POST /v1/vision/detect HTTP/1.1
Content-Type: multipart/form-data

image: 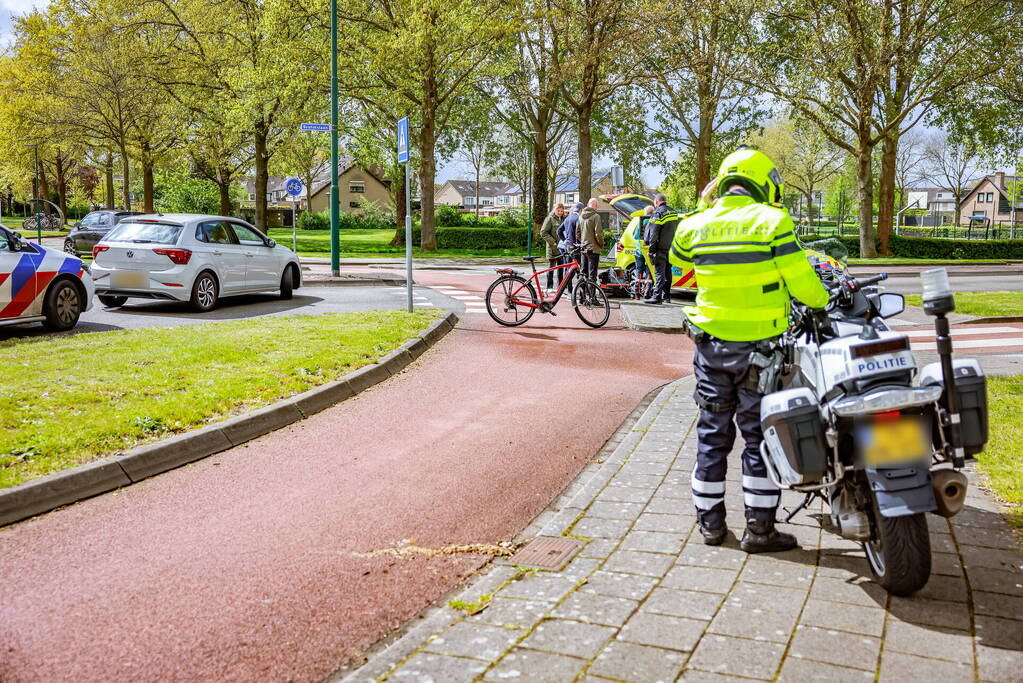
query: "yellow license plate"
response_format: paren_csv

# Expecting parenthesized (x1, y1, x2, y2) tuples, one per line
(111, 270, 148, 288)
(859, 416, 929, 466)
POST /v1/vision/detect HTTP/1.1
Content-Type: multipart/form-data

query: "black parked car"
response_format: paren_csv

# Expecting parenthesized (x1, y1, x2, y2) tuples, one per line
(63, 210, 142, 256)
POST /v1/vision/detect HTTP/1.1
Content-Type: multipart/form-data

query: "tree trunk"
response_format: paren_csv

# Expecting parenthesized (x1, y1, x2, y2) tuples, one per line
(218, 176, 232, 216)
(475, 165, 480, 217)
(54, 154, 68, 224)
(38, 159, 50, 217)
(577, 107, 593, 204)
(532, 132, 550, 230)
(119, 146, 131, 210)
(419, 114, 438, 251)
(855, 143, 876, 258)
(876, 134, 898, 255)
(105, 156, 115, 209)
(391, 170, 406, 247)
(804, 190, 814, 229)
(694, 107, 714, 204)
(254, 121, 269, 232)
(142, 144, 155, 213)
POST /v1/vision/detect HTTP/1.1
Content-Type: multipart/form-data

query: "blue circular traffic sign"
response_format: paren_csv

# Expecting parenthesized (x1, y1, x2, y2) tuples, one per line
(285, 178, 304, 197)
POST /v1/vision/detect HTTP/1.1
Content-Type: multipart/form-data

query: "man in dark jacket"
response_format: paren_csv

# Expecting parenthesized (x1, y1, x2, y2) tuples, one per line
(558, 201, 585, 290)
(644, 193, 676, 304)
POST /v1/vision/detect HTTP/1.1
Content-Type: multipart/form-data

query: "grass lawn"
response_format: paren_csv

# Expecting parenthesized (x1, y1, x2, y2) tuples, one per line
(981, 376, 1023, 529)
(0, 310, 439, 488)
(903, 291, 1023, 317)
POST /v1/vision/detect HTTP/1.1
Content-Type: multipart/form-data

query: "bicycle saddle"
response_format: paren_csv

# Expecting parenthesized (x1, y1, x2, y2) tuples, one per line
(521, 255, 543, 262)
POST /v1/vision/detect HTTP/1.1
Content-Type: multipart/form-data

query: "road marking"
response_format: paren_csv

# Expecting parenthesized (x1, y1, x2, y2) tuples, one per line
(911, 336, 1023, 352)
(900, 326, 1020, 338)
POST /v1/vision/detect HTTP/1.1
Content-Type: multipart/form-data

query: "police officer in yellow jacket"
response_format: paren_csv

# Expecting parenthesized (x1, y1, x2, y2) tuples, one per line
(669, 147, 829, 552)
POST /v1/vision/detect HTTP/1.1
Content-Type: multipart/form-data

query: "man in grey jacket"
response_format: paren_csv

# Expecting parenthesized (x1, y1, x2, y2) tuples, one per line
(576, 198, 605, 283)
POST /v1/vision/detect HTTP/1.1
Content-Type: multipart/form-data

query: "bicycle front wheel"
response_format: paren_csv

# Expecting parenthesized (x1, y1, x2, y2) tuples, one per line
(572, 279, 611, 328)
(486, 275, 537, 326)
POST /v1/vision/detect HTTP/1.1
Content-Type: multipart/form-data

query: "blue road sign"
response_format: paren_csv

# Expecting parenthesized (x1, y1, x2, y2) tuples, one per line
(285, 178, 304, 197)
(300, 122, 331, 132)
(397, 117, 410, 163)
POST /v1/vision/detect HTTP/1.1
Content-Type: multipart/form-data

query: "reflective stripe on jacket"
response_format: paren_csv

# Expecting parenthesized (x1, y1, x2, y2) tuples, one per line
(668, 194, 829, 342)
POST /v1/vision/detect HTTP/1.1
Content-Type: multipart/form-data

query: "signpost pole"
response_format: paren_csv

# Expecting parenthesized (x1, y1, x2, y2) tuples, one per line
(405, 160, 413, 313)
(329, 0, 340, 277)
(398, 117, 412, 313)
(292, 200, 298, 253)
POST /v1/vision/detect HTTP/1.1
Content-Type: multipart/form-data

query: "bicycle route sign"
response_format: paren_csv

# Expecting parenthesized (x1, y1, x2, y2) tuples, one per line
(285, 178, 304, 197)
(397, 117, 410, 164)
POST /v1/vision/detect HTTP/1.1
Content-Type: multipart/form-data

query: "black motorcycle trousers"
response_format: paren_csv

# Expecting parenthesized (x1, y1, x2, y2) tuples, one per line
(691, 339, 780, 528)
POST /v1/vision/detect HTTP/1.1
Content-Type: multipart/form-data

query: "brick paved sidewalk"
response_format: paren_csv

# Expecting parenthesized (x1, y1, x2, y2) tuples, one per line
(340, 377, 1023, 683)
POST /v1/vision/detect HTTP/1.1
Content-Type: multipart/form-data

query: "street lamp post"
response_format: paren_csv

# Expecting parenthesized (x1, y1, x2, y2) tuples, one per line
(329, 0, 341, 277)
(26, 143, 40, 242)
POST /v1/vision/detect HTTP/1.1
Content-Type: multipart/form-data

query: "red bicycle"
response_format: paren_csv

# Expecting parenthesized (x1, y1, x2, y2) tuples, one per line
(485, 246, 611, 328)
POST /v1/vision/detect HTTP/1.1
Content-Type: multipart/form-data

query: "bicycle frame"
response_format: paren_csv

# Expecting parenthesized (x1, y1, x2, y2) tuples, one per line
(508, 258, 578, 309)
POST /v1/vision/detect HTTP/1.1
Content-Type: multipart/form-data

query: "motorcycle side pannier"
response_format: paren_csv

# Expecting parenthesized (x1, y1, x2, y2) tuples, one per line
(761, 387, 829, 486)
(920, 360, 988, 456)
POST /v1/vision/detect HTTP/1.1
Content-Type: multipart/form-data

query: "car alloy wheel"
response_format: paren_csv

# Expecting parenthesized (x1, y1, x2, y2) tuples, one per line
(64, 241, 76, 255)
(55, 285, 80, 325)
(196, 276, 216, 308)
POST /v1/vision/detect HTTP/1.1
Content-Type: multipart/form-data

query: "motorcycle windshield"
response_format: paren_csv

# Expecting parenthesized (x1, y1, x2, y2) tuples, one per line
(804, 238, 849, 271)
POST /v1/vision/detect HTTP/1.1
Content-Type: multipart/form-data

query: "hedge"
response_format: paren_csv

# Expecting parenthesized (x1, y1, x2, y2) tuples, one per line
(298, 210, 395, 231)
(411, 226, 615, 251)
(800, 233, 1023, 260)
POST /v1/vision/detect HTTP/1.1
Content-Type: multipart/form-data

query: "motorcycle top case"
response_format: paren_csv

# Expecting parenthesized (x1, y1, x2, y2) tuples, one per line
(761, 387, 829, 486)
(920, 359, 988, 456)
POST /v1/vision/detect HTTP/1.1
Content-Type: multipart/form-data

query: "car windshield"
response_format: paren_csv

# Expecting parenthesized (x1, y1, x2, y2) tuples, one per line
(105, 221, 183, 244)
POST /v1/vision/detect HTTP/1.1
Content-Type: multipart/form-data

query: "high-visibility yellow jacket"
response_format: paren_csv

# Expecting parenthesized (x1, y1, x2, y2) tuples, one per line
(669, 194, 829, 342)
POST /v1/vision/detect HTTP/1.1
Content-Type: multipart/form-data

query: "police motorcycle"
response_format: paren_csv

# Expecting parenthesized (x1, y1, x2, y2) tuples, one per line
(757, 249, 988, 596)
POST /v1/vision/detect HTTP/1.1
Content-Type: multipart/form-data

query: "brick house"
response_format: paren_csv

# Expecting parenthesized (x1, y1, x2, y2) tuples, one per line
(959, 172, 1023, 224)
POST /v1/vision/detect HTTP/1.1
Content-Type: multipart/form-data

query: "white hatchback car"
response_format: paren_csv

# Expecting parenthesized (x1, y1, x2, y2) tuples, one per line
(91, 214, 302, 311)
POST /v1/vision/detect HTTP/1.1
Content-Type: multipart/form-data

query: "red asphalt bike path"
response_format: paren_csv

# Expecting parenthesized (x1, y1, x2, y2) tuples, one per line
(0, 268, 692, 682)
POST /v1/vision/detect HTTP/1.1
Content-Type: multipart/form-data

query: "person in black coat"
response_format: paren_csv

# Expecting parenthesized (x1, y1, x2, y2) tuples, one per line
(644, 193, 677, 304)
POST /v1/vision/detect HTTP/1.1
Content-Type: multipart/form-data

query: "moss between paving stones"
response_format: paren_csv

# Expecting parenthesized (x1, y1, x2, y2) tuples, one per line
(0, 309, 440, 488)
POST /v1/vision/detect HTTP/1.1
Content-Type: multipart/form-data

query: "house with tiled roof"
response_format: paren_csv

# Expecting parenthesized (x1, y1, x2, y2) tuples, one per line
(959, 172, 1023, 224)
(434, 180, 518, 216)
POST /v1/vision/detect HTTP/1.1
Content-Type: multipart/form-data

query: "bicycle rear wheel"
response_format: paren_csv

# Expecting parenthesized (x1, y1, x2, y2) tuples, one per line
(486, 275, 537, 326)
(572, 279, 611, 328)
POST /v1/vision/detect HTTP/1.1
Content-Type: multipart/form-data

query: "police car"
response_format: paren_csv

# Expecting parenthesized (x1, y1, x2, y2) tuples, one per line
(0, 223, 94, 331)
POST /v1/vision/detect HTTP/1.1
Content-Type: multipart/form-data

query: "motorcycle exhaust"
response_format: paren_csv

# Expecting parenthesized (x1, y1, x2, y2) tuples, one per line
(931, 469, 968, 518)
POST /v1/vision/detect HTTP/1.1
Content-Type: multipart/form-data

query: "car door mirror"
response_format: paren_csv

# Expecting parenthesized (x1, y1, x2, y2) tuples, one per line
(878, 292, 905, 319)
(265, 238, 276, 248)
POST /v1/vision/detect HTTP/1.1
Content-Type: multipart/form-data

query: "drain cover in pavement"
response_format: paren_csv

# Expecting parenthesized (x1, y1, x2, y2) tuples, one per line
(501, 537, 584, 570)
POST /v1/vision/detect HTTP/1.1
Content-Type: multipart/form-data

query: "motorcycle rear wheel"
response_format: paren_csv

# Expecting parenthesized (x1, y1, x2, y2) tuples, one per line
(863, 493, 931, 596)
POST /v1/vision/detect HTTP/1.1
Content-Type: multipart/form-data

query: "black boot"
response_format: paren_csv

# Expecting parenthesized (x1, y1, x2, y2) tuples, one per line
(699, 522, 726, 546)
(740, 521, 798, 553)
(643, 296, 662, 305)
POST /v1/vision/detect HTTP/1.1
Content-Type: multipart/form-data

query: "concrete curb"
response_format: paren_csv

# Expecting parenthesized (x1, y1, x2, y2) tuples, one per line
(302, 277, 407, 288)
(961, 315, 1023, 324)
(619, 302, 687, 334)
(0, 311, 458, 528)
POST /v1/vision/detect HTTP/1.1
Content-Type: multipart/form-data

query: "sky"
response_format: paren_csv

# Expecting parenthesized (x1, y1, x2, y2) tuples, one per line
(1, 0, 43, 49)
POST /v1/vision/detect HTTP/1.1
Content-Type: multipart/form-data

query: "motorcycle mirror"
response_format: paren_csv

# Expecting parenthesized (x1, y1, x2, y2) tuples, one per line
(878, 292, 905, 319)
